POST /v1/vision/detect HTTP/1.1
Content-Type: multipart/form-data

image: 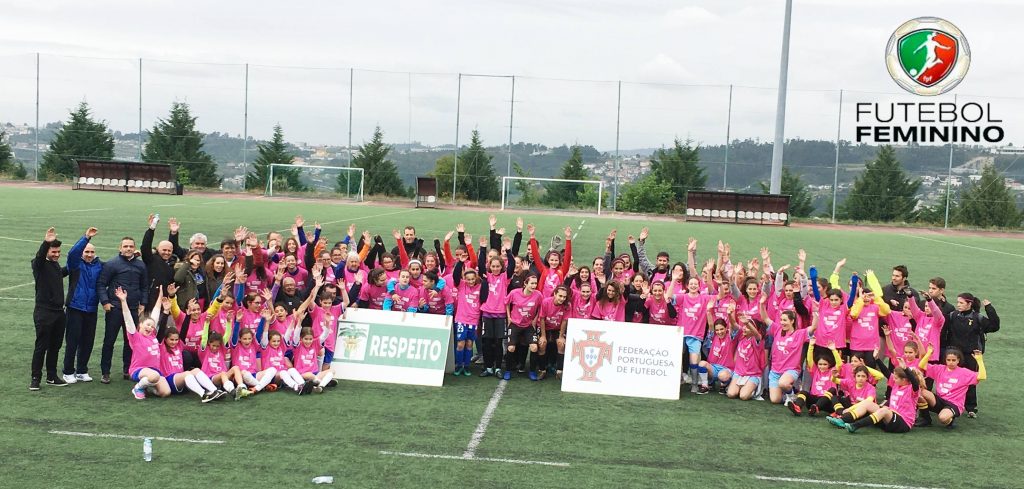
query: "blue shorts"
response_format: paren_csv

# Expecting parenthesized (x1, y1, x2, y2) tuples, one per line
(734, 374, 760, 387)
(455, 322, 478, 342)
(130, 367, 160, 382)
(165, 374, 184, 395)
(711, 364, 732, 380)
(683, 336, 703, 356)
(322, 348, 335, 365)
(768, 369, 800, 389)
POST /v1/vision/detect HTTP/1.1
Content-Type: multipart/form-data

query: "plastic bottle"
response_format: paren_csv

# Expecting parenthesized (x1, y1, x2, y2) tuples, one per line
(311, 476, 334, 484)
(143, 437, 153, 462)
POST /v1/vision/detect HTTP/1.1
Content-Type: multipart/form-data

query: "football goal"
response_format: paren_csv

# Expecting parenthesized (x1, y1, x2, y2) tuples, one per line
(500, 176, 605, 215)
(267, 164, 364, 201)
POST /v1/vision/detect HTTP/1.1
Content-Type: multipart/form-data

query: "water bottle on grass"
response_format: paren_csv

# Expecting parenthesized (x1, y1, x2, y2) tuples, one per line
(143, 437, 153, 462)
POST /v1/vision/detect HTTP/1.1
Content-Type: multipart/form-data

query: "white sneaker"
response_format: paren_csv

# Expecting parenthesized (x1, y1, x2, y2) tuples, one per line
(61, 374, 78, 384)
(690, 384, 699, 394)
(76, 373, 93, 382)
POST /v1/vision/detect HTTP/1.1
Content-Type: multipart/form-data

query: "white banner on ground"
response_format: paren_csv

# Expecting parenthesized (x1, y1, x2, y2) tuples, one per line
(561, 318, 684, 400)
(334, 308, 452, 387)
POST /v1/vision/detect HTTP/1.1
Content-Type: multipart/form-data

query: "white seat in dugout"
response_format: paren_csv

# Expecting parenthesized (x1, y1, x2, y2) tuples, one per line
(135, 180, 144, 188)
(142, 180, 151, 188)
(686, 208, 695, 216)
(78, 177, 87, 184)
(727, 210, 736, 219)
(701, 209, 711, 217)
(711, 210, 720, 218)
(780, 213, 788, 221)
(117, 179, 126, 186)
(102, 178, 112, 185)
(770, 212, 779, 220)
(158, 181, 167, 189)
(754, 211, 763, 220)
(86, 177, 95, 185)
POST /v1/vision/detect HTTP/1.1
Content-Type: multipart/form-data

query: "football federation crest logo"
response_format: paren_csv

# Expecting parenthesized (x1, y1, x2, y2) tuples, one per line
(886, 17, 970, 96)
(571, 330, 613, 382)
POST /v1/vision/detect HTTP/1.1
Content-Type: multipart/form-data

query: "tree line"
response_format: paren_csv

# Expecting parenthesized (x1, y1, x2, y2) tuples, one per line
(6, 101, 1020, 229)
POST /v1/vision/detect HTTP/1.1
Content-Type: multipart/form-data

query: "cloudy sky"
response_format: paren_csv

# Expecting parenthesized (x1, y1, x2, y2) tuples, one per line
(1, 0, 1020, 150)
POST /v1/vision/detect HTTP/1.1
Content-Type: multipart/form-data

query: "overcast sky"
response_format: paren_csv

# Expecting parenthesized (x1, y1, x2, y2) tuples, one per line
(1, 0, 1020, 150)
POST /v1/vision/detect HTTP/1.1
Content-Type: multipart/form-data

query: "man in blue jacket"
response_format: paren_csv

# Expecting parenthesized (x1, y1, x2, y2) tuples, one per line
(96, 236, 148, 384)
(61, 227, 102, 384)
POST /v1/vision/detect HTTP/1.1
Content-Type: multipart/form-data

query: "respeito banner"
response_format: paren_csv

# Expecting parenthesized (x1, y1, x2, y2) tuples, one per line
(561, 318, 684, 400)
(333, 308, 452, 387)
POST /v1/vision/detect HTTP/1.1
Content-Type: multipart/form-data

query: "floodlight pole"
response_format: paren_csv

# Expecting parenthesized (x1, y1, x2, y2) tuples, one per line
(832, 89, 843, 224)
(348, 68, 354, 197)
(723, 84, 733, 190)
(242, 63, 249, 184)
(769, 0, 793, 194)
(34, 52, 39, 181)
(943, 94, 957, 229)
(613, 80, 622, 211)
(452, 73, 462, 204)
(138, 58, 143, 160)
(507, 75, 515, 178)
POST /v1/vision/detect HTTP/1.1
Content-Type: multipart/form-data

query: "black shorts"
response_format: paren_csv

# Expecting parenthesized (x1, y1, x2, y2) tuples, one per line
(929, 394, 962, 417)
(881, 412, 911, 433)
(481, 316, 507, 339)
(541, 329, 559, 343)
(507, 324, 537, 346)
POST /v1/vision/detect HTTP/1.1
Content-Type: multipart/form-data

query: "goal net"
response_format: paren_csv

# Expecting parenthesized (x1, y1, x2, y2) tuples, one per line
(267, 164, 364, 201)
(501, 176, 605, 215)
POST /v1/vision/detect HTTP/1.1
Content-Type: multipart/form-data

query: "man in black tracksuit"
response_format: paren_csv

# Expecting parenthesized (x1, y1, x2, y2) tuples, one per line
(942, 294, 999, 416)
(141, 215, 178, 308)
(96, 236, 148, 384)
(30, 227, 69, 390)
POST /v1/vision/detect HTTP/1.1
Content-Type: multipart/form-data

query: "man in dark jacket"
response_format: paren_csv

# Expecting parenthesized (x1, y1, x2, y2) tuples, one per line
(61, 227, 103, 384)
(142, 214, 178, 308)
(30, 227, 69, 390)
(390, 226, 424, 259)
(96, 236, 148, 384)
(925, 277, 956, 320)
(881, 265, 920, 311)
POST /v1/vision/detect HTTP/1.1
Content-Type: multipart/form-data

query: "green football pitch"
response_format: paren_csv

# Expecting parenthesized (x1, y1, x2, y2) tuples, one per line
(1, 185, 1020, 489)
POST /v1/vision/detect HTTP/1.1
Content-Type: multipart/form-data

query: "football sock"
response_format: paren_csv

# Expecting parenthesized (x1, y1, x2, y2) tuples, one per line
(255, 368, 276, 391)
(194, 371, 217, 393)
(184, 375, 205, 396)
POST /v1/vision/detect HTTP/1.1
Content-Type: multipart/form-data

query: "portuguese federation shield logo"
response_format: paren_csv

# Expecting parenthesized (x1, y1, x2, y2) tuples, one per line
(886, 17, 970, 96)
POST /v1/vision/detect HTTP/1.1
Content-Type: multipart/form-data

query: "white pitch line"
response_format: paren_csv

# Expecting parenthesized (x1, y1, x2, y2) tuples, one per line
(153, 203, 186, 208)
(200, 200, 230, 205)
(902, 234, 1024, 258)
(573, 219, 586, 240)
(0, 297, 33, 301)
(0, 281, 34, 292)
(49, 430, 225, 445)
(274, 209, 419, 233)
(62, 208, 113, 213)
(463, 380, 508, 458)
(379, 451, 569, 467)
(753, 476, 944, 489)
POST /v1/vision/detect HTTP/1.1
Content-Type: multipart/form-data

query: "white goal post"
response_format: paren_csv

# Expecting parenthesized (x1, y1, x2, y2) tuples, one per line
(267, 164, 364, 201)
(501, 176, 604, 215)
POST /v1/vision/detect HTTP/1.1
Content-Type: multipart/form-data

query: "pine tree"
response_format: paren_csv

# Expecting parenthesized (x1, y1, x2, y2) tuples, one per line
(343, 126, 406, 197)
(650, 138, 706, 203)
(143, 102, 220, 187)
(0, 131, 13, 174)
(511, 162, 539, 205)
(838, 145, 920, 222)
(759, 166, 815, 217)
(458, 130, 500, 202)
(246, 124, 305, 192)
(955, 165, 1022, 228)
(543, 145, 590, 205)
(40, 102, 115, 180)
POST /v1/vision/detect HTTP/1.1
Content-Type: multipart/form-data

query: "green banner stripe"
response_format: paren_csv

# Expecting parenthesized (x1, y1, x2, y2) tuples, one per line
(336, 321, 449, 369)
(898, 30, 932, 74)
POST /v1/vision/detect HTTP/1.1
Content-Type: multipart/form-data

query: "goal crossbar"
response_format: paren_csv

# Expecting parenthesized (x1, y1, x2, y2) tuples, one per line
(267, 164, 364, 201)
(501, 176, 603, 215)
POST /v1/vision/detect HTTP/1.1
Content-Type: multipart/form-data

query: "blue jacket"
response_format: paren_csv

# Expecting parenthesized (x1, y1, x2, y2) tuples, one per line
(66, 235, 104, 313)
(96, 252, 149, 309)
